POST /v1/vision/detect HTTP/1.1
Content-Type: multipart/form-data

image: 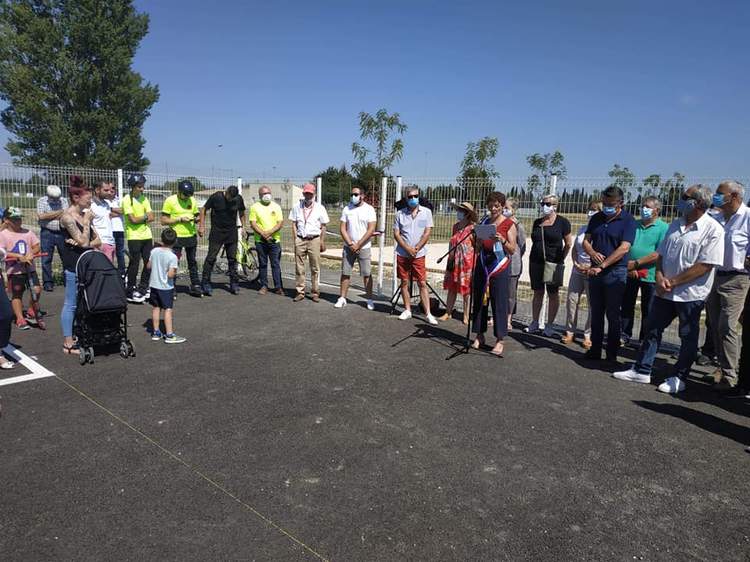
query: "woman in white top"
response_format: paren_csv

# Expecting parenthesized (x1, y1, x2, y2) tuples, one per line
(561, 201, 602, 348)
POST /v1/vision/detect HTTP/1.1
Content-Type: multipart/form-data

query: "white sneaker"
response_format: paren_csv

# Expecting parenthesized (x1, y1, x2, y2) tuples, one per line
(543, 326, 556, 338)
(0, 360, 14, 370)
(523, 321, 540, 334)
(658, 376, 686, 394)
(398, 309, 412, 320)
(612, 367, 651, 384)
(426, 314, 438, 325)
(334, 297, 347, 308)
(366, 299, 375, 311)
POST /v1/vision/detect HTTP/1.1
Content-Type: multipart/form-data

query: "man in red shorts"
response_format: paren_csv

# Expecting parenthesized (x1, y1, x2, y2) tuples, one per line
(393, 187, 438, 325)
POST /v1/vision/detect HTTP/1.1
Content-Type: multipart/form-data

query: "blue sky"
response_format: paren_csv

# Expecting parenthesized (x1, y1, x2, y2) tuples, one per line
(2, 0, 749, 179)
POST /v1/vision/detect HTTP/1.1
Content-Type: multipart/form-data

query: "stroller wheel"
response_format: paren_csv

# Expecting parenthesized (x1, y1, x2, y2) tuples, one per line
(87, 347, 95, 364)
(79, 348, 88, 366)
(127, 341, 136, 357)
(120, 341, 129, 359)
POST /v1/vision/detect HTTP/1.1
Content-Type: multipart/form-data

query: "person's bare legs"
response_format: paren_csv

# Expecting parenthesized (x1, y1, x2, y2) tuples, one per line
(547, 291, 560, 325)
(340, 275, 351, 299)
(10, 296, 23, 324)
(164, 308, 174, 335)
(418, 281, 431, 316)
(462, 294, 470, 324)
(151, 306, 161, 334)
(400, 279, 411, 311)
(532, 289, 544, 324)
(440, 290, 457, 320)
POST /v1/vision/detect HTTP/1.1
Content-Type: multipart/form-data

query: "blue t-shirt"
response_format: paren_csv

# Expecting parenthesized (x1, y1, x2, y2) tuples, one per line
(585, 210, 637, 269)
(148, 246, 178, 290)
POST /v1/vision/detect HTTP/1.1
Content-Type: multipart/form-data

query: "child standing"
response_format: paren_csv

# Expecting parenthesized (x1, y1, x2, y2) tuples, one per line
(147, 227, 186, 344)
(0, 208, 43, 330)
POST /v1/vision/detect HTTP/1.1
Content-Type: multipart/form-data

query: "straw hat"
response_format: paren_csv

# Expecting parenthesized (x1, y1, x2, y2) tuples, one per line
(451, 201, 477, 222)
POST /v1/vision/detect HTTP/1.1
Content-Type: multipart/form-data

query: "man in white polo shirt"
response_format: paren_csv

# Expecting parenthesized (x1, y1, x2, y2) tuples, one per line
(91, 180, 116, 263)
(336, 185, 376, 310)
(706, 180, 750, 389)
(613, 185, 724, 394)
(289, 183, 329, 302)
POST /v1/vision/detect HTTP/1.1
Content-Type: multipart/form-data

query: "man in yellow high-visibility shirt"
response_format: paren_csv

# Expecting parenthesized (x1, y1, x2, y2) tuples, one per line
(161, 180, 202, 297)
(122, 173, 154, 303)
(249, 185, 284, 295)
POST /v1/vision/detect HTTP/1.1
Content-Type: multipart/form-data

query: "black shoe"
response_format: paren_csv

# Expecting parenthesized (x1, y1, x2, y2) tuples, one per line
(202, 282, 213, 297)
(605, 353, 618, 364)
(229, 283, 240, 295)
(190, 284, 203, 298)
(43, 285, 53, 292)
(721, 387, 749, 399)
(583, 350, 602, 361)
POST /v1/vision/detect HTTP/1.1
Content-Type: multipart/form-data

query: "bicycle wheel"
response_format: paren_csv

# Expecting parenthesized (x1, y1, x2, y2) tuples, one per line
(241, 247, 259, 283)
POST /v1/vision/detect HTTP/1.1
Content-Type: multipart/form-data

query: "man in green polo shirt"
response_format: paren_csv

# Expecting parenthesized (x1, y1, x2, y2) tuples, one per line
(161, 180, 202, 297)
(621, 196, 669, 344)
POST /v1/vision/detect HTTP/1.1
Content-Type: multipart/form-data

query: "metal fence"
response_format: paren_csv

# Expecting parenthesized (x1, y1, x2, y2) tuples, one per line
(1, 162, 745, 346)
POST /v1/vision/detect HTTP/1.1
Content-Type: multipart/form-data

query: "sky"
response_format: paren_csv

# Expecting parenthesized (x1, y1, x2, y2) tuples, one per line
(2, 0, 749, 180)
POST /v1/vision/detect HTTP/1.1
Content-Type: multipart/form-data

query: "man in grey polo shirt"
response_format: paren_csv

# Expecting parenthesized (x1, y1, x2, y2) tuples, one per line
(706, 180, 750, 389)
(36, 185, 69, 292)
(394, 186, 438, 325)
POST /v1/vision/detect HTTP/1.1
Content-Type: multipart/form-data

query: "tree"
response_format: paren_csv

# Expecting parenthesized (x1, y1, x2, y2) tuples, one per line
(351, 108, 407, 176)
(642, 174, 661, 197)
(460, 137, 499, 180)
(607, 164, 636, 190)
(316, 165, 354, 205)
(526, 151, 567, 197)
(458, 136, 499, 202)
(659, 172, 686, 211)
(0, 0, 159, 169)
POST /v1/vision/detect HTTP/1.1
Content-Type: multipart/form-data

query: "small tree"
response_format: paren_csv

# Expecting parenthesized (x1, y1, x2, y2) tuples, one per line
(351, 109, 407, 176)
(526, 151, 567, 198)
(316, 165, 355, 205)
(642, 174, 661, 197)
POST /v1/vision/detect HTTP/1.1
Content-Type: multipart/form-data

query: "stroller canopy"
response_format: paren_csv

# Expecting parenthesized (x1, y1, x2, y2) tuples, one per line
(75, 250, 128, 313)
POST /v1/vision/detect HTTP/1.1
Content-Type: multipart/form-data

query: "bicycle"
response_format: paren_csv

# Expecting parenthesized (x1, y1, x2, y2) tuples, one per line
(213, 232, 259, 283)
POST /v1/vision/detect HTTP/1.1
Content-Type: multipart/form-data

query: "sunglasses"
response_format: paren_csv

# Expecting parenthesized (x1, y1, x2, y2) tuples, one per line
(407, 195, 419, 200)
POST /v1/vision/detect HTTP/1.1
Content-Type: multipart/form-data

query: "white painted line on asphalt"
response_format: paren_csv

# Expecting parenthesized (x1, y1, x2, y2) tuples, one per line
(0, 345, 57, 387)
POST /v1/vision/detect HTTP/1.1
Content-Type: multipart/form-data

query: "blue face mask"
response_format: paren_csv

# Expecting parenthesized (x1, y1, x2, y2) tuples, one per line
(351, 194, 361, 205)
(677, 198, 696, 215)
(641, 207, 653, 220)
(407, 196, 419, 208)
(602, 206, 617, 216)
(712, 193, 726, 207)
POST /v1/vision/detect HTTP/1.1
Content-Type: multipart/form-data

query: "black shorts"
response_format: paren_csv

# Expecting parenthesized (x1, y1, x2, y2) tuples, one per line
(8, 273, 40, 299)
(148, 287, 174, 310)
(529, 261, 561, 293)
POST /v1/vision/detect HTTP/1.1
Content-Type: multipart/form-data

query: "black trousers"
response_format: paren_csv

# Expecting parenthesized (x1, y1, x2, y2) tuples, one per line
(472, 265, 510, 340)
(173, 236, 200, 287)
(201, 230, 238, 284)
(0, 288, 12, 349)
(621, 277, 656, 341)
(127, 238, 153, 292)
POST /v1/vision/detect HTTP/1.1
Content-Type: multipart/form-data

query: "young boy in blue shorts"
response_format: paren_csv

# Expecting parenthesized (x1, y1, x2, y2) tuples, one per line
(147, 227, 186, 343)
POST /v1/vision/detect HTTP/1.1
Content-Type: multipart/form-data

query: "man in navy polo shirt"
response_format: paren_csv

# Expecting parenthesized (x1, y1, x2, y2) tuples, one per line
(582, 186, 637, 362)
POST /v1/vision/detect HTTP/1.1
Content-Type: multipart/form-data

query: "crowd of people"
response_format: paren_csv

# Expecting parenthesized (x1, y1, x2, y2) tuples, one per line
(0, 175, 747, 402)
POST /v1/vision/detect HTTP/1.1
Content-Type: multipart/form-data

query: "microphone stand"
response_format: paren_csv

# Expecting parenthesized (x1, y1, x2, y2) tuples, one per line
(447, 229, 481, 360)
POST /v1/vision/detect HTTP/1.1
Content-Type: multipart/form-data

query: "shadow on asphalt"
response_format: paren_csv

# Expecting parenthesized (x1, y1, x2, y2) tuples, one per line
(633, 400, 750, 446)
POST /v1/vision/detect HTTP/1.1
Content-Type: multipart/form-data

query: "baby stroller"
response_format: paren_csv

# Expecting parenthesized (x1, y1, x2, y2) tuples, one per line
(74, 250, 135, 365)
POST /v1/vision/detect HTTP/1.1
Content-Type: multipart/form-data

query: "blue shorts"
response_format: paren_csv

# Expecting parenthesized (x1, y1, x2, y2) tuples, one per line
(149, 287, 174, 310)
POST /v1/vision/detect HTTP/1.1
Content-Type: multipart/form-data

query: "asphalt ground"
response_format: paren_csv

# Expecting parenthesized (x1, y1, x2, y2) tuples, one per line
(0, 265, 748, 561)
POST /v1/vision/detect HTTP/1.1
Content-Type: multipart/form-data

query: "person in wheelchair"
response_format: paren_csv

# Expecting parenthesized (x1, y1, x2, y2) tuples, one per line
(198, 185, 247, 296)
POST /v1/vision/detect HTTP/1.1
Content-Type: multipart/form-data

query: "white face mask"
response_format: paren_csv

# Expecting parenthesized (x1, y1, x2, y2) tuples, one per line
(502, 208, 513, 218)
(541, 203, 555, 216)
(587, 210, 597, 217)
(456, 210, 466, 221)
(261, 193, 272, 204)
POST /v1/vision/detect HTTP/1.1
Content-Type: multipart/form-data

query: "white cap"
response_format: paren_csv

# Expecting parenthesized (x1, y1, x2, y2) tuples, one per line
(47, 185, 62, 198)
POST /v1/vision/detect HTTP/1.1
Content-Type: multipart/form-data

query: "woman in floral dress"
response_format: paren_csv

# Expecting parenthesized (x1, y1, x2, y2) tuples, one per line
(439, 202, 477, 324)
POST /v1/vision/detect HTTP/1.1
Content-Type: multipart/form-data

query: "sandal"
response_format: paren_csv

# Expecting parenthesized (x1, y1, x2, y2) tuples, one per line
(471, 336, 485, 349)
(63, 343, 80, 355)
(491, 343, 505, 357)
